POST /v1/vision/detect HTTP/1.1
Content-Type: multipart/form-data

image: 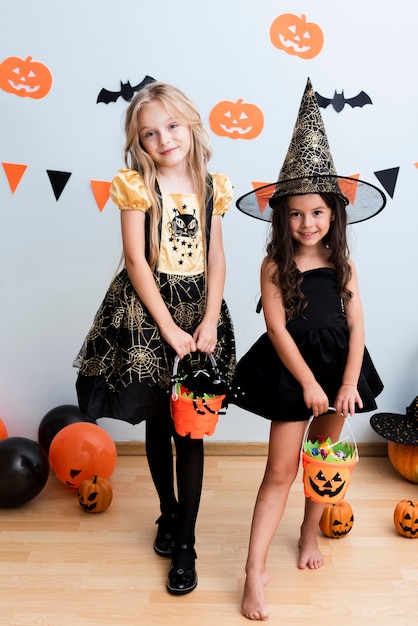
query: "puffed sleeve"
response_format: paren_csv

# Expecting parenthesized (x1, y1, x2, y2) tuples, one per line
(109, 168, 152, 212)
(212, 173, 233, 216)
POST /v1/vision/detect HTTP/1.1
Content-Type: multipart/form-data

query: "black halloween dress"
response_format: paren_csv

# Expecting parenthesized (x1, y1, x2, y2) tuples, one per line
(73, 169, 236, 425)
(232, 267, 383, 422)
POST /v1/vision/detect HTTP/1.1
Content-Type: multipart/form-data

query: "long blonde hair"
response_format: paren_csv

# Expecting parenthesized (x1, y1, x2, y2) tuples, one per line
(123, 82, 213, 270)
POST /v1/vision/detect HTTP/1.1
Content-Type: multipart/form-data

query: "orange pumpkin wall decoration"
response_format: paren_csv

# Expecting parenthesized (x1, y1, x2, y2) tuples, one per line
(270, 13, 324, 60)
(0, 55, 53, 99)
(209, 99, 264, 140)
(319, 501, 354, 538)
(394, 499, 418, 538)
(388, 441, 418, 483)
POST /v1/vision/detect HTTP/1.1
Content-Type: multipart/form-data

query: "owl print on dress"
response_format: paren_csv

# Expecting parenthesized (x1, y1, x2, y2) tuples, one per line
(168, 204, 199, 266)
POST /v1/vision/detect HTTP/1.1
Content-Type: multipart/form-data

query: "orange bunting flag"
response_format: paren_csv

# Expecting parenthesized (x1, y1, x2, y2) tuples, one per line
(252, 182, 271, 213)
(338, 174, 360, 206)
(90, 180, 111, 212)
(2, 162, 28, 193)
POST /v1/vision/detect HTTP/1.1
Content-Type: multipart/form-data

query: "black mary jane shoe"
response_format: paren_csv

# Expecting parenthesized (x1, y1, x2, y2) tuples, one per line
(153, 513, 179, 557)
(166, 545, 198, 595)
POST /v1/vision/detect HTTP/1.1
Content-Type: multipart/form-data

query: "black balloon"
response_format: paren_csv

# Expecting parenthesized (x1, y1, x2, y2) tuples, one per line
(0, 437, 50, 508)
(38, 404, 87, 454)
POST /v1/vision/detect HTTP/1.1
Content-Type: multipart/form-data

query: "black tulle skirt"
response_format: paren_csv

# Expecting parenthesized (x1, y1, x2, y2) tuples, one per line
(74, 269, 236, 425)
(231, 331, 383, 422)
(231, 267, 383, 422)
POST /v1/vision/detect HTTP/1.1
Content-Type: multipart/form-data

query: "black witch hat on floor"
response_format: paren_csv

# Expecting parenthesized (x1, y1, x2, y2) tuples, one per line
(370, 397, 418, 445)
(236, 77, 386, 223)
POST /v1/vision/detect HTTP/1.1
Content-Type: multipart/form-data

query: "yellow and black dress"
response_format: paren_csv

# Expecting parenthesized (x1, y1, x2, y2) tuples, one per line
(74, 169, 236, 425)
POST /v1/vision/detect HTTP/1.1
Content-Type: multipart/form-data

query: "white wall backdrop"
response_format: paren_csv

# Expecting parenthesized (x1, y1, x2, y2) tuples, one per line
(1, 0, 417, 444)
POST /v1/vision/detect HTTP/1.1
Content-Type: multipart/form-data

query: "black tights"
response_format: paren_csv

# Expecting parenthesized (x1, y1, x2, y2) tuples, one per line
(145, 412, 204, 547)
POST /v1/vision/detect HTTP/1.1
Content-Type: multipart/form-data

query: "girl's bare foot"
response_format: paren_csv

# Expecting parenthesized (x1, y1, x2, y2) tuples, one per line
(241, 568, 270, 621)
(297, 534, 324, 569)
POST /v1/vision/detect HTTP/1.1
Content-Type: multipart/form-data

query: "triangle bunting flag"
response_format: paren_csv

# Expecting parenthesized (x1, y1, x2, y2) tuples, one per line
(2, 162, 28, 193)
(90, 180, 111, 211)
(46, 170, 72, 200)
(374, 167, 399, 199)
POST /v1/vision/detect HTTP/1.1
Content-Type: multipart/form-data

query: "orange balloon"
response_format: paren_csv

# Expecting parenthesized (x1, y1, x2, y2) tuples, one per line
(49, 422, 117, 488)
(0, 418, 8, 440)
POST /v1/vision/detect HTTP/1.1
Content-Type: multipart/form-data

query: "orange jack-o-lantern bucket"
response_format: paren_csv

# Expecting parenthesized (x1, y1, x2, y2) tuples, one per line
(301, 411, 359, 503)
(170, 354, 227, 439)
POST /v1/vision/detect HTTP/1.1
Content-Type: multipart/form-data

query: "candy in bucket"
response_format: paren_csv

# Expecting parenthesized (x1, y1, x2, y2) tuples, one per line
(301, 410, 359, 503)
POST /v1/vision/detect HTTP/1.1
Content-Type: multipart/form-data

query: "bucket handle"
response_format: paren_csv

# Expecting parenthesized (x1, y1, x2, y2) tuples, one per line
(301, 408, 359, 462)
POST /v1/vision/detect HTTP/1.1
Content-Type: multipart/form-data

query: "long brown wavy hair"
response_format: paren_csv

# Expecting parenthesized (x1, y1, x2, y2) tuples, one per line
(123, 82, 212, 270)
(266, 193, 352, 320)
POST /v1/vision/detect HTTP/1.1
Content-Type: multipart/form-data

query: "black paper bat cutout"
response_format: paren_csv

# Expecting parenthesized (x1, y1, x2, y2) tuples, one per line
(97, 75, 156, 104)
(315, 90, 372, 113)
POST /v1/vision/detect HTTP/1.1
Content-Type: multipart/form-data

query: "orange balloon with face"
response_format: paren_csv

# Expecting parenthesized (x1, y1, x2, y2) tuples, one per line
(0, 56, 53, 99)
(209, 99, 264, 140)
(49, 422, 117, 489)
(270, 13, 324, 60)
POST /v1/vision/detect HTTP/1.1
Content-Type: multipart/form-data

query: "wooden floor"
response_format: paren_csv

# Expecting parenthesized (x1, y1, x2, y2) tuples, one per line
(1, 452, 418, 626)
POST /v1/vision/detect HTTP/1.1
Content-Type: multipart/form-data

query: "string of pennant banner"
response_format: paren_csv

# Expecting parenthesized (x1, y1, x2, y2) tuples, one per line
(1, 162, 112, 211)
(1, 161, 415, 212)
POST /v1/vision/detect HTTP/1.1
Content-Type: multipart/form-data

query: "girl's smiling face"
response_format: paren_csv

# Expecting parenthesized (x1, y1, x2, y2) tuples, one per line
(287, 193, 334, 247)
(138, 100, 191, 171)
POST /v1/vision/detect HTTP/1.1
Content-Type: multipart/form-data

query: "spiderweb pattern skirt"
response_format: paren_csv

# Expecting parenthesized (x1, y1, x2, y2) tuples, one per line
(73, 268, 236, 425)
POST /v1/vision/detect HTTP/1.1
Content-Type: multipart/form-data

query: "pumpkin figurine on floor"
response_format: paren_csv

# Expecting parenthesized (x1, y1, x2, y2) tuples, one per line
(394, 499, 418, 538)
(319, 501, 354, 538)
(77, 475, 113, 514)
(370, 396, 418, 483)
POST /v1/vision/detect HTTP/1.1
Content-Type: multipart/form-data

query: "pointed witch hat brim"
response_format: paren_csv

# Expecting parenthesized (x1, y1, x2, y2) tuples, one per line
(236, 78, 386, 224)
(370, 397, 418, 445)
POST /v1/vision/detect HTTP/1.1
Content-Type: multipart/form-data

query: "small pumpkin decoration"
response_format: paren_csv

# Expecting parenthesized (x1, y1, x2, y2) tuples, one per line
(394, 499, 418, 538)
(77, 475, 113, 514)
(0, 55, 53, 99)
(269, 13, 324, 60)
(209, 99, 264, 140)
(319, 501, 354, 538)
(388, 441, 418, 483)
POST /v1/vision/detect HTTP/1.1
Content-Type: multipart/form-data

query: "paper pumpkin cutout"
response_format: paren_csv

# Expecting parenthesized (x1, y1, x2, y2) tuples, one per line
(209, 99, 264, 140)
(0, 56, 53, 99)
(270, 13, 324, 60)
